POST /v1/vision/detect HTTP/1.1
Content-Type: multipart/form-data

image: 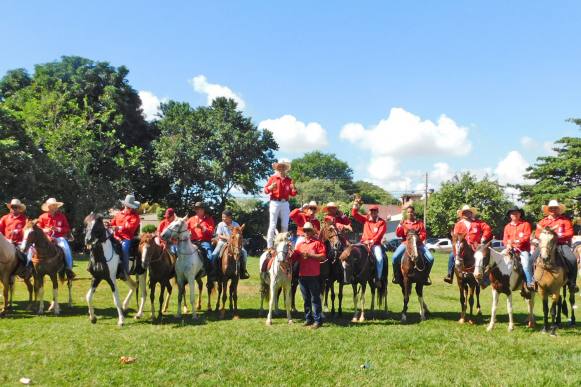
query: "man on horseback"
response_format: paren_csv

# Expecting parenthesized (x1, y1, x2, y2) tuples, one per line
(211, 209, 249, 279)
(187, 201, 215, 274)
(503, 206, 534, 292)
(351, 198, 387, 287)
(157, 208, 177, 255)
(444, 205, 492, 283)
(391, 206, 434, 285)
(0, 199, 28, 265)
(532, 199, 577, 292)
(264, 159, 297, 249)
(289, 222, 326, 329)
(290, 201, 320, 246)
(110, 194, 141, 276)
(37, 198, 75, 278)
(322, 202, 351, 229)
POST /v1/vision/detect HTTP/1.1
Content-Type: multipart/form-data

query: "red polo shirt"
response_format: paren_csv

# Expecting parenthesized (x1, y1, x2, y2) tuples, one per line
(290, 236, 326, 277)
(323, 213, 351, 230)
(351, 208, 386, 246)
(157, 218, 173, 235)
(503, 220, 532, 252)
(37, 212, 70, 239)
(263, 174, 297, 201)
(0, 213, 27, 243)
(110, 209, 140, 241)
(535, 215, 573, 245)
(453, 218, 492, 247)
(187, 215, 215, 242)
(396, 219, 427, 242)
(289, 208, 321, 236)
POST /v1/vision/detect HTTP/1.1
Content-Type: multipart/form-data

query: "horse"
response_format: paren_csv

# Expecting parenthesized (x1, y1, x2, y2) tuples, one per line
(216, 225, 245, 319)
(259, 233, 293, 325)
(318, 223, 349, 317)
(474, 245, 535, 332)
(399, 230, 430, 323)
(22, 220, 73, 315)
(84, 213, 138, 325)
(452, 233, 482, 324)
(160, 217, 204, 320)
(0, 232, 33, 314)
(535, 227, 568, 335)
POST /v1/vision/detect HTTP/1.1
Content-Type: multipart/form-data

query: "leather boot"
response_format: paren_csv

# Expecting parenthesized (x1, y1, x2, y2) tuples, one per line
(240, 259, 250, 279)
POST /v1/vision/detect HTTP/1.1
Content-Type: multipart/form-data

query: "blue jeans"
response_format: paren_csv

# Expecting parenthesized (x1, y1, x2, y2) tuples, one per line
(372, 245, 385, 279)
(299, 276, 322, 324)
(520, 251, 533, 285)
(121, 239, 133, 274)
(447, 252, 455, 275)
(391, 243, 434, 266)
(55, 237, 73, 269)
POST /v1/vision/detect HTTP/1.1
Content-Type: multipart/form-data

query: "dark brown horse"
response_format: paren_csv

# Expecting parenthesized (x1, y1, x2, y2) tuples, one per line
(399, 230, 430, 323)
(216, 225, 245, 319)
(139, 233, 175, 322)
(452, 233, 481, 324)
(319, 223, 347, 317)
(22, 220, 74, 315)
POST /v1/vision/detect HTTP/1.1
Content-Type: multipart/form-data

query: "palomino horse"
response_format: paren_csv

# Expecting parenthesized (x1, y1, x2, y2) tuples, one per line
(319, 223, 348, 317)
(161, 217, 204, 320)
(22, 220, 73, 315)
(452, 233, 482, 324)
(139, 233, 174, 322)
(474, 246, 535, 332)
(399, 230, 430, 323)
(216, 225, 245, 319)
(84, 213, 138, 326)
(535, 227, 567, 335)
(259, 233, 293, 325)
(0, 233, 33, 314)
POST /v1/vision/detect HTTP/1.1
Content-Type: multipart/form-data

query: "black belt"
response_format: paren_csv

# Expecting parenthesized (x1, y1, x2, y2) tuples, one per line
(271, 198, 288, 202)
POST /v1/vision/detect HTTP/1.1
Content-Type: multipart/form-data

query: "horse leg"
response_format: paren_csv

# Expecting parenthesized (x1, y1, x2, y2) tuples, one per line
(369, 285, 376, 320)
(1, 278, 9, 316)
(476, 285, 482, 316)
(417, 283, 426, 321)
(541, 295, 550, 333)
(219, 280, 227, 319)
(176, 279, 184, 319)
(458, 284, 466, 323)
(232, 279, 240, 319)
(122, 276, 138, 311)
(150, 280, 156, 321)
(182, 285, 189, 314)
(135, 273, 147, 319)
(468, 286, 475, 324)
(359, 283, 366, 322)
(86, 278, 101, 324)
(25, 276, 34, 311)
(338, 283, 343, 317)
(550, 295, 559, 336)
(67, 277, 72, 308)
(207, 280, 214, 312)
(215, 281, 222, 312)
(401, 279, 409, 323)
(330, 281, 336, 316)
(188, 277, 197, 320)
(162, 278, 175, 313)
(568, 285, 576, 326)
(34, 275, 44, 315)
(291, 279, 298, 313)
(351, 283, 359, 323)
(526, 292, 536, 329)
(487, 289, 499, 332)
(107, 277, 124, 326)
(50, 274, 60, 315)
(158, 283, 167, 322)
(507, 292, 514, 332)
(196, 277, 203, 311)
(284, 283, 293, 324)
(266, 282, 276, 325)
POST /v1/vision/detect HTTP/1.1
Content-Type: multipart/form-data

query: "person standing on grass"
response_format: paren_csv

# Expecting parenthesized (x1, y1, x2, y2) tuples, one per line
(289, 201, 320, 246)
(264, 159, 297, 249)
(290, 222, 326, 329)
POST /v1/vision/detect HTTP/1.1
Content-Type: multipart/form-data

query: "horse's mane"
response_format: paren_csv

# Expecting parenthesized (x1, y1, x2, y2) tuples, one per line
(274, 232, 288, 244)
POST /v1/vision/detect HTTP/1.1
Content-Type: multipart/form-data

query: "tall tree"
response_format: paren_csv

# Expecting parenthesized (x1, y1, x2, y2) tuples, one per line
(294, 178, 350, 206)
(290, 151, 354, 190)
(353, 180, 398, 205)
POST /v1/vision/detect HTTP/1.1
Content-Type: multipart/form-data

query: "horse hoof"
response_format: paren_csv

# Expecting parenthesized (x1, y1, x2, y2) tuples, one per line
(233, 315, 240, 320)
(420, 315, 426, 322)
(90, 316, 97, 324)
(400, 315, 407, 323)
(527, 321, 535, 329)
(458, 318, 465, 324)
(266, 320, 272, 326)
(550, 330, 557, 337)
(134, 314, 142, 320)
(486, 324, 493, 332)
(359, 316, 365, 322)
(508, 325, 514, 332)
(541, 327, 548, 334)
(118, 321, 124, 327)
(568, 320, 576, 327)
(351, 317, 358, 323)
(288, 320, 293, 325)
(468, 319, 475, 325)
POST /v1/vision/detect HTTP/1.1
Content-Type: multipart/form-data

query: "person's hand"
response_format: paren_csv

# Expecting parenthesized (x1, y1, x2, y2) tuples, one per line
(301, 203, 309, 211)
(43, 228, 51, 233)
(269, 182, 277, 191)
(290, 182, 295, 191)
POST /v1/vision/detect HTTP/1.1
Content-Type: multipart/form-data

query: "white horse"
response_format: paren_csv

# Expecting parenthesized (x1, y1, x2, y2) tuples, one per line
(84, 214, 138, 326)
(474, 246, 535, 332)
(161, 217, 204, 320)
(259, 233, 293, 325)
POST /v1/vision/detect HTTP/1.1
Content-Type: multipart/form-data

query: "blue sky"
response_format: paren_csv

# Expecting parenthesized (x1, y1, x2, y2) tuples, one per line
(2, 0, 581, 195)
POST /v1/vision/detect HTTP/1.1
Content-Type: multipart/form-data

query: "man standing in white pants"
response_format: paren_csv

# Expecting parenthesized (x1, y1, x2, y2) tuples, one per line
(264, 159, 297, 248)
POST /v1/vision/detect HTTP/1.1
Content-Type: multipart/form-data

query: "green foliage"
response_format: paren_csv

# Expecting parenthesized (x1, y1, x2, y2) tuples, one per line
(141, 224, 157, 234)
(290, 151, 353, 190)
(226, 198, 269, 236)
(427, 173, 512, 237)
(0, 68, 31, 100)
(294, 178, 350, 206)
(353, 180, 398, 204)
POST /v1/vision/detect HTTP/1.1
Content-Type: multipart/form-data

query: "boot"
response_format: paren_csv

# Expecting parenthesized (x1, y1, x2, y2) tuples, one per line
(239, 259, 250, 280)
(443, 270, 454, 284)
(392, 264, 402, 284)
(424, 276, 432, 286)
(569, 273, 579, 293)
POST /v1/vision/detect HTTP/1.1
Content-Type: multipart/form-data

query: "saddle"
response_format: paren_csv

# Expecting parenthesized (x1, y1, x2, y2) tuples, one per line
(261, 250, 275, 273)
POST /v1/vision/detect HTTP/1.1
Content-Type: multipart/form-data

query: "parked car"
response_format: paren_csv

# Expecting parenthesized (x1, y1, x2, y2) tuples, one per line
(383, 238, 402, 252)
(425, 238, 453, 254)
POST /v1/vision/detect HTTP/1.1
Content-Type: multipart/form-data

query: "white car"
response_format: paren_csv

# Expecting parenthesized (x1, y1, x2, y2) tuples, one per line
(425, 238, 453, 254)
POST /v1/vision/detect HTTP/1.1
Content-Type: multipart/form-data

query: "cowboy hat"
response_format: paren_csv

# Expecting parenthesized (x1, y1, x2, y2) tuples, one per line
(41, 198, 64, 212)
(456, 204, 478, 217)
(6, 198, 26, 212)
(272, 159, 291, 171)
(307, 200, 319, 211)
(506, 206, 525, 218)
(193, 201, 207, 210)
(120, 194, 140, 209)
(368, 205, 380, 211)
(542, 199, 566, 216)
(303, 222, 315, 232)
(322, 202, 338, 213)
(164, 208, 175, 218)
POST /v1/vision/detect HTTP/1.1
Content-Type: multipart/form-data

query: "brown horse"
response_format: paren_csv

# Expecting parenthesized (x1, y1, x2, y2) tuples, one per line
(139, 233, 175, 322)
(0, 233, 33, 314)
(399, 230, 430, 323)
(216, 225, 245, 319)
(319, 223, 348, 317)
(22, 220, 74, 315)
(452, 233, 482, 324)
(535, 227, 567, 336)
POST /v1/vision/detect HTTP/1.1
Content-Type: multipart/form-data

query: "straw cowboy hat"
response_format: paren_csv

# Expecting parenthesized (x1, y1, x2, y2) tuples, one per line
(303, 200, 319, 212)
(272, 159, 292, 171)
(456, 204, 478, 218)
(120, 194, 140, 209)
(41, 198, 64, 212)
(303, 222, 315, 232)
(6, 198, 26, 212)
(322, 202, 338, 213)
(542, 199, 566, 216)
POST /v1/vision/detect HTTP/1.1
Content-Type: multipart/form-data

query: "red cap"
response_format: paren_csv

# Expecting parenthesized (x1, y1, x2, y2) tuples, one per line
(164, 208, 175, 218)
(368, 205, 379, 211)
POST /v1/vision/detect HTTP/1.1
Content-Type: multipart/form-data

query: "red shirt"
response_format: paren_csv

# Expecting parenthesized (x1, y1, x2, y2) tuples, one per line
(157, 218, 173, 235)
(351, 208, 386, 246)
(535, 215, 573, 245)
(0, 213, 27, 243)
(263, 174, 297, 201)
(503, 220, 532, 252)
(38, 212, 71, 239)
(110, 209, 140, 241)
(453, 218, 492, 247)
(187, 215, 215, 242)
(396, 219, 427, 242)
(323, 213, 351, 230)
(290, 236, 326, 277)
(289, 209, 321, 236)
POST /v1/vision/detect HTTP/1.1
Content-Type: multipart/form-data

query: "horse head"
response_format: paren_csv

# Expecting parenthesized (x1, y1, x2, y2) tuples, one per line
(273, 232, 291, 263)
(22, 219, 41, 253)
(83, 213, 108, 250)
(320, 223, 343, 259)
(139, 232, 158, 269)
(473, 241, 492, 281)
(539, 226, 558, 263)
(452, 233, 472, 260)
(405, 230, 421, 262)
(161, 217, 189, 242)
(228, 225, 245, 261)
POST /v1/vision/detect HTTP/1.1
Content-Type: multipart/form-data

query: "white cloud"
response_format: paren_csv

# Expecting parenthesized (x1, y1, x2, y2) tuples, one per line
(494, 150, 530, 185)
(138, 90, 166, 121)
(520, 136, 538, 150)
(367, 156, 401, 181)
(340, 107, 472, 157)
(191, 75, 246, 110)
(258, 114, 328, 153)
(543, 141, 556, 155)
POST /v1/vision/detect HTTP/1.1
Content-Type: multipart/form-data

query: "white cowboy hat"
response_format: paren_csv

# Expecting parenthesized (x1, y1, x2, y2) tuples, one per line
(120, 194, 140, 209)
(6, 198, 26, 212)
(456, 204, 478, 217)
(41, 198, 64, 212)
(542, 199, 566, 216)
(272, 159, 292, 171)
(307, 200, 319, 212)
(303, 222, 315, 231)
(322, 202, 338, 213)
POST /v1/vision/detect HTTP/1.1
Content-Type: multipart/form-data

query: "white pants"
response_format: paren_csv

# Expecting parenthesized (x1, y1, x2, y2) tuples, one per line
(267, 200, 290, 248)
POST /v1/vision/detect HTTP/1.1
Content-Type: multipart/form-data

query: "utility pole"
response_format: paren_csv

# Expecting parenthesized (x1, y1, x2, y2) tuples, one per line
(424, 172, 428, 225)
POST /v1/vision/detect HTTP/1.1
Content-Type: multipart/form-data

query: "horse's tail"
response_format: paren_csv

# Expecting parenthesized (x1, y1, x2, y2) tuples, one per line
(59, 268, 67, 284)
(561, 286, 569, 317)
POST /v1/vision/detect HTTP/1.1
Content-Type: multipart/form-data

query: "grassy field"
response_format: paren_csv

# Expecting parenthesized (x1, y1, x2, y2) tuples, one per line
(0, 252, 580, 386)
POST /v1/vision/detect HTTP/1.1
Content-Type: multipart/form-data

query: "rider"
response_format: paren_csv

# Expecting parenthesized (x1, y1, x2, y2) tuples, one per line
(290, 201, 321, 246)
(110, 194, 141, 276)
(157, 208, 177, 255)
(264, 159, 297, 249)
(503, 206, 534, 292)
(322, 202, 351, 229)
(444, 205, 492, 284)
(289, 222, 327, 329)
(187, 201, 215, 273)
(0, 199, 28, 264)
(391, 206, 434, 285)
(211, 209, 250, 279)
(37, 197, 75, 278)
(532, 199, 577, 292)
(351, 198, 387, 287)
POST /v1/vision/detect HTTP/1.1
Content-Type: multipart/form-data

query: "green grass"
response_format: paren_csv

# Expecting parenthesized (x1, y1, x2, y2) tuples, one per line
(1, 252, 580, 386)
